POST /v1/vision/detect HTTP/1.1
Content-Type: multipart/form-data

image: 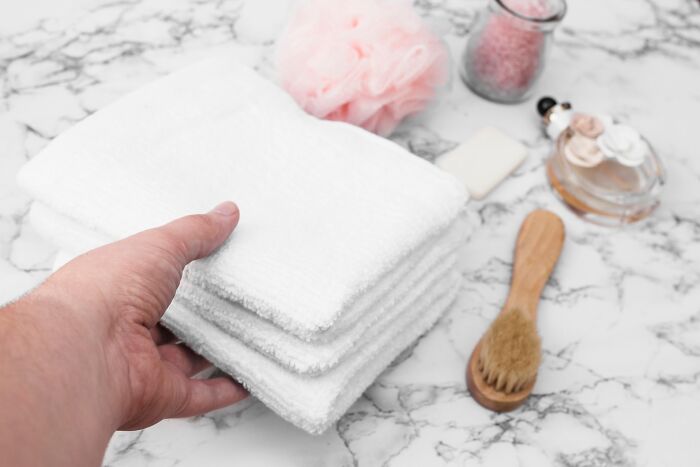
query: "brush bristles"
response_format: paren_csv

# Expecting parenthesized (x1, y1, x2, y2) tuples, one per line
(478, 309, 541, 394)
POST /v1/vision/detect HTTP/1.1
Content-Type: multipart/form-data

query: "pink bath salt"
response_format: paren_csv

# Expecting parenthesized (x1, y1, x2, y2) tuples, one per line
(276, 0, 448, 136)
(472, 0, 550, 93)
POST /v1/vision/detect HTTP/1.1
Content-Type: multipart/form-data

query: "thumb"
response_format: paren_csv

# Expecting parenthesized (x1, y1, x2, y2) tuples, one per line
(150, 201, 240, 270)
(45, 202, 239, 331)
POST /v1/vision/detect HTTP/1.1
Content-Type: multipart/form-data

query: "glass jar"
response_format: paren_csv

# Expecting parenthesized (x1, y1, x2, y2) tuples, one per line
(460, 0, 567, 103)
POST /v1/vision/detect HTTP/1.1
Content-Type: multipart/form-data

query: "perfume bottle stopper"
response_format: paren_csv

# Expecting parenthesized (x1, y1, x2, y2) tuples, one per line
(537, 96, 573, 140)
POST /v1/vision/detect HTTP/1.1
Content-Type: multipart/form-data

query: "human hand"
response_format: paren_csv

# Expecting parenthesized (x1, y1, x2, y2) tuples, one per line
(51, 201, 248, 428)
(0, 202, 247, 467)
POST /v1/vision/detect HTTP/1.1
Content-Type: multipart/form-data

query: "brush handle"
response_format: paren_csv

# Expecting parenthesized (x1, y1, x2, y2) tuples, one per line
(504, 210, 565, 319)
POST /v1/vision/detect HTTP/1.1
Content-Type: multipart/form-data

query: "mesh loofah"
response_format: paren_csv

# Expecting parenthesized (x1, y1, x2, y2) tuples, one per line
(275, 0, 448, 136)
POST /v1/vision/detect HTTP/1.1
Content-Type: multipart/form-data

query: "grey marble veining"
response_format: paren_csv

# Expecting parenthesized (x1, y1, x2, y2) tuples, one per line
(1, 0, 699, 465)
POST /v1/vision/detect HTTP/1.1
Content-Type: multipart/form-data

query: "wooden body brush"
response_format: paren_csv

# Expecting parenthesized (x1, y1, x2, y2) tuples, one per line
(467, 210, 565, 412)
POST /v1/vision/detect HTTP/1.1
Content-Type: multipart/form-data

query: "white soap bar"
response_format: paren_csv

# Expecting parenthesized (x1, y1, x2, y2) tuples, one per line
(436, 126, 527, 199)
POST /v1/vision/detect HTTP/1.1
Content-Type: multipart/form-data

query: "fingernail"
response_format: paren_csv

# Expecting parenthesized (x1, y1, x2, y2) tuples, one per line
(210, 201, 239, 217)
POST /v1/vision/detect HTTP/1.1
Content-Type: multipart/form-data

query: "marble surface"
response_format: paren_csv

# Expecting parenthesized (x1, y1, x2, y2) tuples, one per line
(1, 0, 699, 465)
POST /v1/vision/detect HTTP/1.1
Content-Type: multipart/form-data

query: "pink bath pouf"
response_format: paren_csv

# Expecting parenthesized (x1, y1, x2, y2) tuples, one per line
(275, 0, 449, 136)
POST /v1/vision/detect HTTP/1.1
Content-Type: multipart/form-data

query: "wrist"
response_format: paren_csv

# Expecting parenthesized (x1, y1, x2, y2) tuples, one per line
(33, 282, 126, 422)
(0, 287, 122, 466)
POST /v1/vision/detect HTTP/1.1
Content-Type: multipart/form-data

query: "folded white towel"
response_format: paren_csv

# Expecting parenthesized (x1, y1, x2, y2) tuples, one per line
(23, 57, 469, 432)
(52, 248, 459, 434)
(30, 202, 467, 374)
(168, 283, 459, 435)
(180, 250, 457, 374)
(18, 56, 468, 340)
(185, 216, 467, 345)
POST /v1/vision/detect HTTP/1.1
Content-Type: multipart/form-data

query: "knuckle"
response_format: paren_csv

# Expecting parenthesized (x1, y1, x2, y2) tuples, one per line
(186, 213, 218, 236)
(171, 382, 193, 417)
(149, 229, 190, 263)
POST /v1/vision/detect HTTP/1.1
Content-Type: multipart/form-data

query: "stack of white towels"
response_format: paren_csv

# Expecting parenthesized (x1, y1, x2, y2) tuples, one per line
(17, 57, 469, 434)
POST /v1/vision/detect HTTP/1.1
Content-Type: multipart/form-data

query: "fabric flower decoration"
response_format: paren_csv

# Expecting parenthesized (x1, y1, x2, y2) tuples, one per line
(564, 134, 602, 168)
(275, 0, 448, 136)
(597, 123, 648, 167)
(565, 113, 649, 169)
(571, 113, 604, 138)
(564, 113, 604, 167)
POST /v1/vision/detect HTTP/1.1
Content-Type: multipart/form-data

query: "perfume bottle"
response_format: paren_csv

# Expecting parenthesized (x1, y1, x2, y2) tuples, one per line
(537, 97, 665, 226)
